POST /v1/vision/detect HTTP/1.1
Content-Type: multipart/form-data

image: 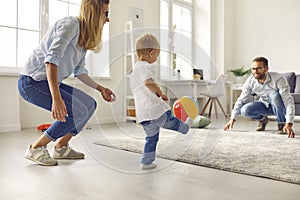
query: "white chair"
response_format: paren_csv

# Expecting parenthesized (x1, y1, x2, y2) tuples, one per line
(200, 74, 228, 119)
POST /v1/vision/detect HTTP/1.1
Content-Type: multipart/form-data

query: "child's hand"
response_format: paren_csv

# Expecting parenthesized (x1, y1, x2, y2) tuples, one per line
(155, 90, 163, 97)
(161, 94, 168, 101)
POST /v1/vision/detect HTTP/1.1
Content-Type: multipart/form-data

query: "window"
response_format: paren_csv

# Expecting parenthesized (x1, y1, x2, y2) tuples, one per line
(49, 0, 82, 26)
(0, 0, 40, 69)
(0, 0, 110, 77)
(160, 0, 193, 79)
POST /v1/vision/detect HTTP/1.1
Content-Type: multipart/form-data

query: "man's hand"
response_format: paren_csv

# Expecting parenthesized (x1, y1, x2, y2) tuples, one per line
(284, 123, 295, 138)
(224, 119, 235, 131)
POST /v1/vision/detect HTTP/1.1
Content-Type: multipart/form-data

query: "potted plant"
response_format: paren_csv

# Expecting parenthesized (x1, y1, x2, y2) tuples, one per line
(228, 66, 251, 83)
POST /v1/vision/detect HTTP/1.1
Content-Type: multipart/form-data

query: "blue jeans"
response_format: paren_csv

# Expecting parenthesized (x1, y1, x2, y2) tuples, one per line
(18, 75, 97, 141)
(140, 110, 189, 165)
(240, 91, 286, 123)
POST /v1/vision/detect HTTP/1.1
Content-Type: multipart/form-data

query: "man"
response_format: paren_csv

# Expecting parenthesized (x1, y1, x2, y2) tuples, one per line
(224, 57, 295, 138)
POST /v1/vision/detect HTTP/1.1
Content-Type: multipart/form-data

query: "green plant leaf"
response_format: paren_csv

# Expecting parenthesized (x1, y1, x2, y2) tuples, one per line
(228, 66, 251, 77)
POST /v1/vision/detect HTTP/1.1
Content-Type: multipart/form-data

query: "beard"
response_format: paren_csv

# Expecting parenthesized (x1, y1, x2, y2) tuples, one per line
(253, 73, 266, 80)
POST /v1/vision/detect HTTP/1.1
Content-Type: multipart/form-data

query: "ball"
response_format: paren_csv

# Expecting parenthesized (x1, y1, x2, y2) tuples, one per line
(191, 115, 211, 128)
(173, 96, 199, 121)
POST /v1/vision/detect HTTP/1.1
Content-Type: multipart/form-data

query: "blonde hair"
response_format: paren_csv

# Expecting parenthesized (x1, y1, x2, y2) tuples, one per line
(136, 34, 160, 57)
(78, 0, 109, 52)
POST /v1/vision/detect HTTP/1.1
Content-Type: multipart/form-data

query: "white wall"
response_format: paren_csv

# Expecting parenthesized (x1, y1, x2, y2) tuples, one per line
(211, 0, 300, 84)
(0, 75, 20, 132)
(230, 0, 300, 74)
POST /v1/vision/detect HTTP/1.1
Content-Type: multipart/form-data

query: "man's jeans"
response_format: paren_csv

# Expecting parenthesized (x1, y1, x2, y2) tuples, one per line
(18, 75, 96, 141)
(140, 110, 189, 165)
(240, 90, 286, 123)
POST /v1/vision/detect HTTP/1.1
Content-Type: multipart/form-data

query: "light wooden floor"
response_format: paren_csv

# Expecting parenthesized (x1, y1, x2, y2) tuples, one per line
(1, 117, 300, 200)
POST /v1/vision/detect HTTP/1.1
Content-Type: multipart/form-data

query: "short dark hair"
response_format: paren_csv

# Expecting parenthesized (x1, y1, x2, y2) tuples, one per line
(252, 57, 268, 67)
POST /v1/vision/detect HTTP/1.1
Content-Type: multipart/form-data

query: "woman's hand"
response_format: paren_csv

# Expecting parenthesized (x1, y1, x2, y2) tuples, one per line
(46, 63, 68, 122)
(52, 98, 68, 122)
(76, 74, 116, 103)
(100, 88, 116, 102)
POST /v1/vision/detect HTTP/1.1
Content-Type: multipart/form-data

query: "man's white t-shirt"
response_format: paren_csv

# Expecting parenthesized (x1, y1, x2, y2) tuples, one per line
(130, 61, 170, 122)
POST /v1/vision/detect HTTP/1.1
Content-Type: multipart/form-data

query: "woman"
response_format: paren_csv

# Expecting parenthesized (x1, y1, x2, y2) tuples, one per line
(18, 0, 114, 166)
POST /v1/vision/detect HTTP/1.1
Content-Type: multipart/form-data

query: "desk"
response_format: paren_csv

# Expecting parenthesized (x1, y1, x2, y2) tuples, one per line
(230, 84, 243, 109)
(163, 80, 209, 99)
(162, 80, 232, 114)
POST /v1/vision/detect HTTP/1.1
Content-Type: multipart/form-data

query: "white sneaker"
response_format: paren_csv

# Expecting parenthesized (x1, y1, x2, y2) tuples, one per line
(141, 163, 157, 170)
(52, 145, 85, 159)
(24, 145, 58, 166)
(185, 117, 193, 127)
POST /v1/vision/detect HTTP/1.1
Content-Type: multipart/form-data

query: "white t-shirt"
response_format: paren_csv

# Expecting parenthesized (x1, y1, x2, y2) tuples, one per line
(130, 61, 170, 122)
(21, 17, 87, 83)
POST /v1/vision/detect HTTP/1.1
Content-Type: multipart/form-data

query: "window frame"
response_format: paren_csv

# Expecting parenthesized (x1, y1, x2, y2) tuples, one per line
(160, 0, 194, 79)
(0, 0, 110, 78)
(0, 0, 41, 74)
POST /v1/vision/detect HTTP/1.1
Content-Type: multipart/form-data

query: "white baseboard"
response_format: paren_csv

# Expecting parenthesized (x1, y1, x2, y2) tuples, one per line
(0, 124, 21, 133)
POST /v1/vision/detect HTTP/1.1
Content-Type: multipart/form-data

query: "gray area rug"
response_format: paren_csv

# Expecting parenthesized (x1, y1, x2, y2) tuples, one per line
(94, 128, 300, 184)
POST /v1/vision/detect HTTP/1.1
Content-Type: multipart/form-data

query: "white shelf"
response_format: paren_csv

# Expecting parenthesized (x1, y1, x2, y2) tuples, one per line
(127, 105, 135, 109)
(124, 21, 137, 121)
(125, 116, 137, 121)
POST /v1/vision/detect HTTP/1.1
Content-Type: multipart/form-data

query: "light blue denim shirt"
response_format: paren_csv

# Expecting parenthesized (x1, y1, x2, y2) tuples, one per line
(231, 72, 295, 123)
(21, 16, 87, 83)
